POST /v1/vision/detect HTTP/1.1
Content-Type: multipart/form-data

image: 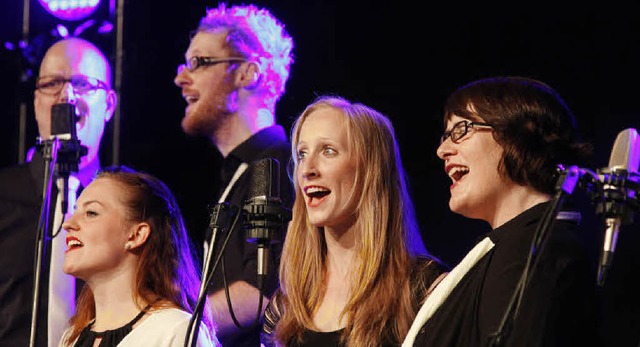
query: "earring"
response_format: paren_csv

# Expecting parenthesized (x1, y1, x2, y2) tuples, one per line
(125, 242, 132, 251)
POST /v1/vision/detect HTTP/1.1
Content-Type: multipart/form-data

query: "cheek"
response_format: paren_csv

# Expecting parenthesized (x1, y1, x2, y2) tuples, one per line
(337, 165, 357, 199)
(81, 104, 107, 134)
(34, 96, 52, 129)
(95, 225, 127, 251)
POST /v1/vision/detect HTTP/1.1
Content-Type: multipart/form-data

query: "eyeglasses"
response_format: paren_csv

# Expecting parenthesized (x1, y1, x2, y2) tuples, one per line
(440, 120, 493, 144)
(177, 56, 247, 74)
(35, 75, 108, 96)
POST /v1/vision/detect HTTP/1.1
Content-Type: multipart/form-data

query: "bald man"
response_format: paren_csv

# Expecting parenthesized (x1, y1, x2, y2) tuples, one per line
(0, 37, 116, 347)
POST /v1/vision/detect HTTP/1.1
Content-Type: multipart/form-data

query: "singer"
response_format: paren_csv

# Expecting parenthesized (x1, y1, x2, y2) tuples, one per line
(173, 4, 295, 347)
(57, 166, 218, 346)
(403, 76, 603, 347)
(0, 38, 116, 346)
(261, 96, 448, 347)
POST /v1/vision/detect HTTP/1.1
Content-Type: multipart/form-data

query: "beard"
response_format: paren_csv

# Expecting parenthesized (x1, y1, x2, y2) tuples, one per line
(181, 86, 239, 137)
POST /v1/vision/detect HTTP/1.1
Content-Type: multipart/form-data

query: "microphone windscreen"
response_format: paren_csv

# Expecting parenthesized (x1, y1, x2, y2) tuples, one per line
(247, 158, 280, 199)
(51, 103, 77, 137)
(608, 128, 639, 172)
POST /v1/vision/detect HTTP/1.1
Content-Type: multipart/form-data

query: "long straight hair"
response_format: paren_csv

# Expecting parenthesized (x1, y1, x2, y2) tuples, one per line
(273, 96, 434, 346)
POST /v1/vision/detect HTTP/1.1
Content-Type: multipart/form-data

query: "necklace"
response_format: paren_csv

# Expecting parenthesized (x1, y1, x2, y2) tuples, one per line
(74, 303, 152, 347)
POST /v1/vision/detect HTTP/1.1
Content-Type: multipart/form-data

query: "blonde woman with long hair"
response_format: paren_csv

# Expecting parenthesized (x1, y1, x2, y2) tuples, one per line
(261, 96, 447, 347)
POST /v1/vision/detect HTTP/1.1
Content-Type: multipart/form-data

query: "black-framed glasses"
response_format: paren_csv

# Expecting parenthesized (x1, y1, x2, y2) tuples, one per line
(440, 120, 493, 144)
(35, 75, 108, 96)
(177, 56, 247, 74)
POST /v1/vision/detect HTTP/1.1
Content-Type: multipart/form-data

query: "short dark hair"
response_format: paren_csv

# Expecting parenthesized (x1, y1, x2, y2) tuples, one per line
(443, 76, 593, 194)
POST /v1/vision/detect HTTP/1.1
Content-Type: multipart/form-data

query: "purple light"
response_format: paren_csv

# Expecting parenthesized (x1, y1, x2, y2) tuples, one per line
(37, 0, 101, 21)
(55, 24, 70, 38)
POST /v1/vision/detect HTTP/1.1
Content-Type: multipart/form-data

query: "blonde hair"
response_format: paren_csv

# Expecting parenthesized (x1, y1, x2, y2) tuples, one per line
(272, 96, 434, 346)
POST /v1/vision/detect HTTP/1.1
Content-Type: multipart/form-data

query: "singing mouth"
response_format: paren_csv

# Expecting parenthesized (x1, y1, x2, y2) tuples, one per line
(447, 166, 469, 182)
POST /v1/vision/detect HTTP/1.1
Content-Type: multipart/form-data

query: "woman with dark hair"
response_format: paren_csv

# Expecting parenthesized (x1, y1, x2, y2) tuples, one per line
(404, 76, 602, 347)
(58, 166, 218, 346)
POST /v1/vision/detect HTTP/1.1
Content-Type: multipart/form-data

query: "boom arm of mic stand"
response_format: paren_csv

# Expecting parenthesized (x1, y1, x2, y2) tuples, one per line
(185, 203, 240, 347)
(29, 138, 60, 347)
(488, 166, 586, 346)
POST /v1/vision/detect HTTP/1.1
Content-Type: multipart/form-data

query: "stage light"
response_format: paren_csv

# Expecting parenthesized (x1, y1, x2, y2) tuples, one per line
(37, 0, 102, 22)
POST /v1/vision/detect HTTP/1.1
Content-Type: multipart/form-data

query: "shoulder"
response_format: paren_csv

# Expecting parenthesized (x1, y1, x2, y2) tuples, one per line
(263, 289, 285, 334)
(261, 290, 286, 347)
(57, 327, 75, 347)
(0, 161, 42, 209)
(411, 255, 449, 279)
(0, 162, 34, 193)
(410, 256, 450, 307)
(124, 308, 218, 347)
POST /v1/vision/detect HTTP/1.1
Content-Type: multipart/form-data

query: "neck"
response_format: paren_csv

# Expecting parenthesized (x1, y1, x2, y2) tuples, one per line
(324, 225, 357, 277)
(91, 290, 145, 331)
(488, 185, 551, 229)
(211, 105, 275, 157)
(86, 261, 144, 330)
(76, 155, 101, 188)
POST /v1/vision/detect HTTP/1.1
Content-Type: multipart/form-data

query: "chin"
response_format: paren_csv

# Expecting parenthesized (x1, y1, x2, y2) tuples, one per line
(62, 264, 78, 277)
(181, 113, 208, 136)
(449, 199, 471, 217)
(181, 117, 198, 135)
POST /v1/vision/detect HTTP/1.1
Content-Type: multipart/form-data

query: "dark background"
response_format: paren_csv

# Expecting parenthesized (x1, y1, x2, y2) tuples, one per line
(1, 1, 639, 345)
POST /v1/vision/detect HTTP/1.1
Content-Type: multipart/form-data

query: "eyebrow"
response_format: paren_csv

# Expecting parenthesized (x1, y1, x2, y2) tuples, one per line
(76, 200, 104, 209)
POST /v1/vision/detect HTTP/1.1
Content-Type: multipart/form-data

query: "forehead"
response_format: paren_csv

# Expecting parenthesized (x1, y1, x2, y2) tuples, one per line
(445, 114, 468, 125)
(39, 43, 108, 81)
(187, 30, 231, 56)
(79, 177, 124, 204)
(299, 107, 348, 141)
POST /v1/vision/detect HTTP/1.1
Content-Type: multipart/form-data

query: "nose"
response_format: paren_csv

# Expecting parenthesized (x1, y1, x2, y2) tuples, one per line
(61, 212, 78, 232)
(58, 82, 77, 104)
(174, 66, 190, 87)
(436, 139, 455, 160)
(299, 156, 319, 179)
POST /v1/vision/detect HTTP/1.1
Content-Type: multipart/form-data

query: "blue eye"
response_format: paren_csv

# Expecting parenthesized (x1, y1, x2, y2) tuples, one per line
(323, 147, 336, 156)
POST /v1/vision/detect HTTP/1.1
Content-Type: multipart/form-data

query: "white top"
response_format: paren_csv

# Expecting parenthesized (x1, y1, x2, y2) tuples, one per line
(59, 308, 219, 347)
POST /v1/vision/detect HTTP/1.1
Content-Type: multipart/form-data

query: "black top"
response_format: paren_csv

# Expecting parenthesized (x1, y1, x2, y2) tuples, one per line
(206, 125, 294, 347)
(297, 330, 343, 347)
(0, 151, 52, 346)
(411, 201, 603, 347)
(74, 304, 151, 347)
(261, 256, 448, 347)
(0, 150, 86, 347)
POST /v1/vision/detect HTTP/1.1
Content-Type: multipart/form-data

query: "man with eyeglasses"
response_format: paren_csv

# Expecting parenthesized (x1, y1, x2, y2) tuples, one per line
(0, 37, 116, 346)
(174, 4, 295, 347)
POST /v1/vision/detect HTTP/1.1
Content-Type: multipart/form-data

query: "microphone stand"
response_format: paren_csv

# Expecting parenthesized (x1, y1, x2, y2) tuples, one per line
(29, 138, 61, 347)
(185, 202, 240, 347)
(29, 126, 86, 347)
(487, 166, 597, 347)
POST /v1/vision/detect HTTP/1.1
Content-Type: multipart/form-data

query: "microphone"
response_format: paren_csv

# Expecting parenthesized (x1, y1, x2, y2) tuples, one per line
(48, 103, 88, 214)
(243, 158, 292, 287)
(595, 128, 639, 286)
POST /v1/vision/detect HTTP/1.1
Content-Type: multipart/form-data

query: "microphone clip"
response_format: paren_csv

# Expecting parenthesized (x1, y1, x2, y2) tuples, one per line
(594, 168, 639, 223)
(243, 196, 292, 247)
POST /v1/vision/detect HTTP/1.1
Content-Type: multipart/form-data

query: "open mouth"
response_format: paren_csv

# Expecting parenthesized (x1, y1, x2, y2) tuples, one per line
(304, 186, 330, 205)
(66, 238, 83, 251)
(305, 186, 330, 198)
(183, 94, 198, 104)
(448, 166, 469, 183)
